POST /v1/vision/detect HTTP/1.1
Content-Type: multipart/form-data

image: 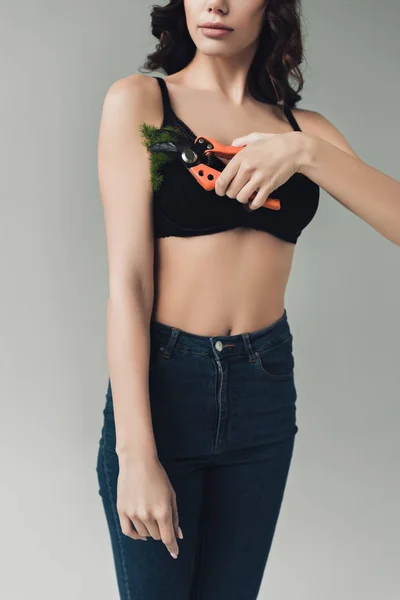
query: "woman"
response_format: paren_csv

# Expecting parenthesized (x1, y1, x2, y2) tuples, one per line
(96, 1, 400, 598)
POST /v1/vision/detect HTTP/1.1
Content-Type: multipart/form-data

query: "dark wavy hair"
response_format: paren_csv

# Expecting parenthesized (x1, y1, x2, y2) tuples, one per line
(138, 0, 306, 108)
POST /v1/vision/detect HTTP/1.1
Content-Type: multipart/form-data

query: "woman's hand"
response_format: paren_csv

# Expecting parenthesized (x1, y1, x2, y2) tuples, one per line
(116, 454, 183, 559)
(214, 131, 310, 210)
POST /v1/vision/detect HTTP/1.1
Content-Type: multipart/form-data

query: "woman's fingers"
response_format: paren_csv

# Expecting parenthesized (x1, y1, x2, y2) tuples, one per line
(246, 185, 272, 210)
(126, 510, 161, 541)
(224, 161, 259, 201)
(157, 509, 180, 558)
(119, 513, 147, 541)
(115, 459, 182, 557)
(126, 505, 180, 558)
(215, 154, 240, 196)
(129, 515, 151, 539)
(170, 489, 182, 540)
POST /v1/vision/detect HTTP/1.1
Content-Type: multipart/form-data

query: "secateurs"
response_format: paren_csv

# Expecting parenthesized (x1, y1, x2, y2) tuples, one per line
(146, 129, 281, 211)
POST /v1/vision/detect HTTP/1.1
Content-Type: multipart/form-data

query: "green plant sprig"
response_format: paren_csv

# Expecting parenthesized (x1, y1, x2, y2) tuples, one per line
(139, 122, 183, 192)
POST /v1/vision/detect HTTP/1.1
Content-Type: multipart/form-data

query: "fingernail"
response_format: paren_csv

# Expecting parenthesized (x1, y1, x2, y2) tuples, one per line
(139, 537, 147, 541)
(178, 526, 184, 539)
(170, 552, 178, 559)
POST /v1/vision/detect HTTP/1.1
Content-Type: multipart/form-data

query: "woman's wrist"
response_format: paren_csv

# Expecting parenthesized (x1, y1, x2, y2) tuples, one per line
(116, 436, 159, 463)
(295, 132, 318, 175)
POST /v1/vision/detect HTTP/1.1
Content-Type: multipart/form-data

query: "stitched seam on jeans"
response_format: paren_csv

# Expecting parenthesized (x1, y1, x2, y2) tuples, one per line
(255, 352, 294, 380)
(255, 332, 292, 354)
(102, 422, 132, 600)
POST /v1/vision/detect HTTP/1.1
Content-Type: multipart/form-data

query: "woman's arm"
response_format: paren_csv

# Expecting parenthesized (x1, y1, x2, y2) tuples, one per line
(98, 74, 158, 460)
(98, 75, 183, 557)
(297, 110, 400, 246)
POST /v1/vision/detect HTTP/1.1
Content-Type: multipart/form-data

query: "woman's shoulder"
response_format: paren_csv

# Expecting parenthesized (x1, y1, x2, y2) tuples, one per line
(291, 107, 359, 158)
(100, 73, 165, 130)
(102, 73, 158, 105)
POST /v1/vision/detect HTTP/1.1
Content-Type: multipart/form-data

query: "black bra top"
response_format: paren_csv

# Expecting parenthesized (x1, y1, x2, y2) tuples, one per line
(151, 76, 319, 244)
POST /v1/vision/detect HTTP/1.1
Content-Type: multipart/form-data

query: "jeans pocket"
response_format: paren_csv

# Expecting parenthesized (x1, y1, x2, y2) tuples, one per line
(254, 334, 294, 380)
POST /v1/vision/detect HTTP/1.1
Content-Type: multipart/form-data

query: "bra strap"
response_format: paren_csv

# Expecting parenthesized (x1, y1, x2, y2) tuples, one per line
(152, 76, 175, 123)
(283, 104, 302, 132)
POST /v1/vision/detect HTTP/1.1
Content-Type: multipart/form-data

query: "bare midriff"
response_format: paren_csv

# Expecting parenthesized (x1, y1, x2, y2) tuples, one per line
(151, 226, 295, 337)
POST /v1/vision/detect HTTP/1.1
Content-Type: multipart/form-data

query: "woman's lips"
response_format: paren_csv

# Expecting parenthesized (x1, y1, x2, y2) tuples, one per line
(200, 27, 233, 38)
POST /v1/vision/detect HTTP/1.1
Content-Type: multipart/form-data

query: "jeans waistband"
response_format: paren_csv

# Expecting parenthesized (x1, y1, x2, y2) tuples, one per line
(150, 309, 292, 360)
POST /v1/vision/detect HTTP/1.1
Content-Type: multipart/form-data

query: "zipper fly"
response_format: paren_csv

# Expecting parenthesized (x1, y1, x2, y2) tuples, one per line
(214, 358, 224, 452)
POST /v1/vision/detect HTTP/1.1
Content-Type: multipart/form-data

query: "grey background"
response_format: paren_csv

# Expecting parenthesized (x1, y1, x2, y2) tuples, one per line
(1, 1, 399, 599)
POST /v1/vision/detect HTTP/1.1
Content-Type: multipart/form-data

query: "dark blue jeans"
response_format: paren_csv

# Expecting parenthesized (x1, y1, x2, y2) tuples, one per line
(96, 308, 298, 600)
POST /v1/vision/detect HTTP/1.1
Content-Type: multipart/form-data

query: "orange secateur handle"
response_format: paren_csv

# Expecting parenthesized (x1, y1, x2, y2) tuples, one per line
(188, 136, 281, 211)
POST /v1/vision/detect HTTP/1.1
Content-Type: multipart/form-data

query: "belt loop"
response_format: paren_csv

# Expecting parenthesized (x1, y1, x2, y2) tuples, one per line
(162, 327, 180, 358)
(241, 332, 256, 361)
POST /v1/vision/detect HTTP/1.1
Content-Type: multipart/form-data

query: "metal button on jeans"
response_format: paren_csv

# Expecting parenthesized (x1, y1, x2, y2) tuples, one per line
(215, 340, 223, 351)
